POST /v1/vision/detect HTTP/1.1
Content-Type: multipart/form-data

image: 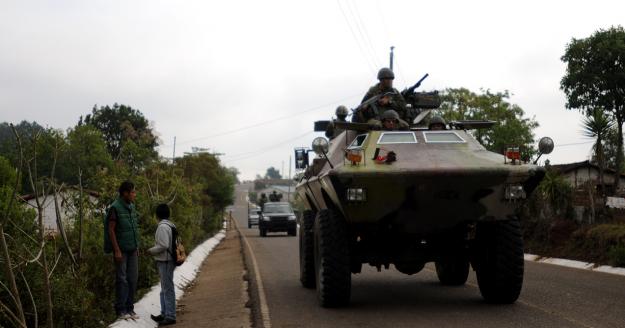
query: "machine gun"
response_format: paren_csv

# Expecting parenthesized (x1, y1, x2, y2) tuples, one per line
(401, 73, 429, 98)
(401, 73, 442, 123)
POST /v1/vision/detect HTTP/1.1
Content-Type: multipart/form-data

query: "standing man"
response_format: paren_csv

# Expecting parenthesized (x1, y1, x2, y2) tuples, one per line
(149, 204, 177, 326)
(358, 68, 409, 124)
(325, 105, 349, 139)
(105, 181, 140, 320)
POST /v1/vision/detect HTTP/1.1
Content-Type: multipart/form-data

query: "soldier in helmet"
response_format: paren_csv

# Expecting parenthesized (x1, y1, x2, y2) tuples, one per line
(325, 105, 349, 139)
(358, 68, 408, 124)
(380, 110, 409, 131)
(429, 116, 447, 130)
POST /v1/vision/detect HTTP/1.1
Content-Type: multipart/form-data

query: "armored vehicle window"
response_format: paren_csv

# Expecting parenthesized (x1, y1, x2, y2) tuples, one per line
(423, 131, 465, 143)
(348, 134, 368, 148)
(377, 132, 417, 144)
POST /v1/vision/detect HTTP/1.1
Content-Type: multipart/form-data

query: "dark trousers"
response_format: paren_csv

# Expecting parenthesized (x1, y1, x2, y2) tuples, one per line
(114, 250, 138, 315)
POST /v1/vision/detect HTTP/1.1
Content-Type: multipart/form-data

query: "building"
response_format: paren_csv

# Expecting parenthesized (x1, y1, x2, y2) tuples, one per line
(21, 188, 100, 235)
(552, 160, 625, 195)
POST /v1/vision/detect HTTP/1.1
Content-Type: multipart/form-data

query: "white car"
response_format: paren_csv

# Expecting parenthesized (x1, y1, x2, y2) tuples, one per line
(248, 207, 260, 228)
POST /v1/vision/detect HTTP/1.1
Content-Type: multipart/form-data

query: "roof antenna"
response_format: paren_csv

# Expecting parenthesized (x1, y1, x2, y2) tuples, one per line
(389, 46, 395, 71)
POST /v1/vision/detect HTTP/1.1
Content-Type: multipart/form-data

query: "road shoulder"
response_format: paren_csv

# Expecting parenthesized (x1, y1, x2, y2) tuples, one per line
(174, 227, 251, 328)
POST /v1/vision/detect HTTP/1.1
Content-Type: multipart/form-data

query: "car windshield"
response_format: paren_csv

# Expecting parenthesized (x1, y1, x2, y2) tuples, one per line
(249, 209, 259, 215)
(423, 131, 465, 143)
(263, 204, 293, 214)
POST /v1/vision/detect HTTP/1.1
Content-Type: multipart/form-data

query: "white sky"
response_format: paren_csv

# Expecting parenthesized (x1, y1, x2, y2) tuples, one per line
(1, 0, 623, 180)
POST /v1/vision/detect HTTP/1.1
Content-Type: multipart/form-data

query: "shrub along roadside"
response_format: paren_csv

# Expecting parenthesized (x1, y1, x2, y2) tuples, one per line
(0, 110, 237, 327)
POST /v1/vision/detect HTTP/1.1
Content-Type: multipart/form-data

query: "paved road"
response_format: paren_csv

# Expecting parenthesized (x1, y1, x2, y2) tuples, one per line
(232, 184, 625, 328)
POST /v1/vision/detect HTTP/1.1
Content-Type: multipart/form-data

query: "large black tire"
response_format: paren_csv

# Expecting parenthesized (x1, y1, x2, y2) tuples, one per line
(259, 227, 267, 237)
(473, 219, 524, 304)
(314, 209, 351, 307)
(435, 254, 469, 286)
(288, 227, 297, 236)
(248, 221, 252, 229)
(299, 210, 316, 288)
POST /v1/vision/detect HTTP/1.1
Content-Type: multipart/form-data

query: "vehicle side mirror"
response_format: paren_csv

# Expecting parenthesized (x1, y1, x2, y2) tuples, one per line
(294, 148, 309, 169)
(312, 137, 330, 155)
(538, 137, 554, 155)
(534, 136, 554, 164)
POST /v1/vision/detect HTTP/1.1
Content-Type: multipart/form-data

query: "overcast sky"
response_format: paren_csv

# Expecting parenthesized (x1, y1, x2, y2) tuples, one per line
(1, 1, 623, 180)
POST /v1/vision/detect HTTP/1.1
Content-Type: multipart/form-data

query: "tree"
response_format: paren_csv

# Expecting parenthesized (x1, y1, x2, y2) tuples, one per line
(82, 104, 158, 164)
(436, 88, 539, 161)
(561, 26, 625, 190)
(264, 167, 282, 180)
(60, 125, 113, 188)
(582, 109, 613, 194)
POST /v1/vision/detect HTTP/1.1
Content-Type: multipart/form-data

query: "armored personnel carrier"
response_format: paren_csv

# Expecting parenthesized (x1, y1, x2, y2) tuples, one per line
(294, 98, 553, 308)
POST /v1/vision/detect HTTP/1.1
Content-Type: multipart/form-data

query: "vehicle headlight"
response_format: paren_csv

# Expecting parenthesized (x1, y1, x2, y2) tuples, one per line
(288, 215, 297, 221)
(261, 216, 271, 221)
(504, 184, 526, 200)
(347, 188, 366, 202)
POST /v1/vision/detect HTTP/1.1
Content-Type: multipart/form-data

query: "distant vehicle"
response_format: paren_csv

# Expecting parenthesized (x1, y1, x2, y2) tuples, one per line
(259, 202, 297, 237)
(248, 207, 261, 228)
(295, 112, 554, 307)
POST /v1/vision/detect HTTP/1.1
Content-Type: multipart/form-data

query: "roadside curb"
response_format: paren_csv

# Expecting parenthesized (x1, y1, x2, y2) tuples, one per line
(524, 253, 625, 277)
(233, 213, 272, 328)
(109, 223, 228, 328)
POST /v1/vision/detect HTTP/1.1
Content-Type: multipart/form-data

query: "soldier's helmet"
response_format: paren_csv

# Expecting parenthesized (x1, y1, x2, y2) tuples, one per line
(381, 110, 400, 122)
(377, 68, 395, 80)
(335, 105, 349, 119)
(429, 115, 447, 129)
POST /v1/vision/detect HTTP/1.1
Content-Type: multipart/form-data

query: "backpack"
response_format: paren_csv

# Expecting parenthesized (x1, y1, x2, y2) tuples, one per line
(163, 222, 186, 266)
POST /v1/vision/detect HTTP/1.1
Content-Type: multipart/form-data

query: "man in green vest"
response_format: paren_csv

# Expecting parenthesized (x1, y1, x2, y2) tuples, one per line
(105, 181, 140, 320)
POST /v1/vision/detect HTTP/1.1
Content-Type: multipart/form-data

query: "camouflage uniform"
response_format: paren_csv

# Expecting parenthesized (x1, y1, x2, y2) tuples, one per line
(361, 83, 408, 117)
(325, 105, 349, 139)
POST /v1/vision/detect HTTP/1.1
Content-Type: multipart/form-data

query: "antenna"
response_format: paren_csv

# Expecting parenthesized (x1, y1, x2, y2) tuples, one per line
(389, 46, 395, 71)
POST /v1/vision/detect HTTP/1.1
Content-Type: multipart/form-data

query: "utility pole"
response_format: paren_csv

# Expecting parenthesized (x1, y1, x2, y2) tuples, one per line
(282, 160, 285, 180)
(288, 155, 292, 202)
(172, 136, 176, 163)
(389, 46, 395, 71)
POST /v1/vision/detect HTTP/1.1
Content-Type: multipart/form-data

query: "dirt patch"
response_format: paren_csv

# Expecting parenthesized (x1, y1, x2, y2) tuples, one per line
(174, 228, 251, 328)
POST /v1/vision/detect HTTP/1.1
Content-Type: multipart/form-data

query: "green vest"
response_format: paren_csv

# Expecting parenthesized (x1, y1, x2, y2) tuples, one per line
(103, 198, 140, 253)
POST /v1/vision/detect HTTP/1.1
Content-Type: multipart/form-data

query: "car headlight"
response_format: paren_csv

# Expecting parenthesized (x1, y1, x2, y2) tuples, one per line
(347, 188, 366, 202)
(504, 184, 526, 200)
(261, 216, 270, 221)
(288, 215, 296, 221)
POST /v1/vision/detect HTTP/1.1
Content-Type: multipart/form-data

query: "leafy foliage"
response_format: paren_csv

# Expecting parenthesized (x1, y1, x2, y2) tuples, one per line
(82, 104, 158, 167)
(0, 103, 235, 327)
(435, 88, 539, 161)
(264, 166, 282, 179)
(561, 26, 625, 188)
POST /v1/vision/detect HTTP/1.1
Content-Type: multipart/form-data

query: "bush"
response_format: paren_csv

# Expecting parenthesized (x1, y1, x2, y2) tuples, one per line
(608, 245, 625, 267)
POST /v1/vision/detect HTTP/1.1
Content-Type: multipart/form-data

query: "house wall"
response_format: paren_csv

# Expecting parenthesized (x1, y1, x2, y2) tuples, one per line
(562, 167, 625, 190)
(26, 192, 98, 234)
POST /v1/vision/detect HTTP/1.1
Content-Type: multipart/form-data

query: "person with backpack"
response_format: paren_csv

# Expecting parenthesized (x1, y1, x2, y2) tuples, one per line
(149, 203, 177, 326)
(104, 181, 140, 320)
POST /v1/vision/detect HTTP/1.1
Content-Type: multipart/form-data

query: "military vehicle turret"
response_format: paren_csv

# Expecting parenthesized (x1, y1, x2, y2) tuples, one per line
(294, 102, 553, 308)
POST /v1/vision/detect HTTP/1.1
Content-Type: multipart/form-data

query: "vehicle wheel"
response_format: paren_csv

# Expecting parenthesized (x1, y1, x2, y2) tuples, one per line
(299, 210, 316, 288)
(248, 221, 252, 229)
(260, 227, 267, 237)
(288, 227, 297, 236)
(314, 209, 351, 307)
(473, 219, 524, 304)
(435, 254, 469, 286)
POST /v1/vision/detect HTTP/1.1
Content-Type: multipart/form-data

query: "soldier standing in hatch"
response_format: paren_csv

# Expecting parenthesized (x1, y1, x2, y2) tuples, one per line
(358, 68, 409, 128)
(325, 105, 349, 139)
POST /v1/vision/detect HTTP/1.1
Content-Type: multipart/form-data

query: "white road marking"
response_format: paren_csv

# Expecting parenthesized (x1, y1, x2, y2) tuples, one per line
(525, 253, 625, 277)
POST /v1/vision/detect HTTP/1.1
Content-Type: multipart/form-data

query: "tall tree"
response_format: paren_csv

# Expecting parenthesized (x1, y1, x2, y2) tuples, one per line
(561, 26, 625, 190)
(582, 109, 614, 194)
(436, 88, 539, 161)
(83, 104, 158, 164)
(264, 167, 282, 179)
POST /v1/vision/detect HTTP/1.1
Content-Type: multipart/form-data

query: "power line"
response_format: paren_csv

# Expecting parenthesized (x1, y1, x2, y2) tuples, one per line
(555, 140, 594, 147)
(347, 0, 381, 67)
(336, 0, 377, 74)
(162, 92, 361, 147)
(223, 130, 316, 163)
